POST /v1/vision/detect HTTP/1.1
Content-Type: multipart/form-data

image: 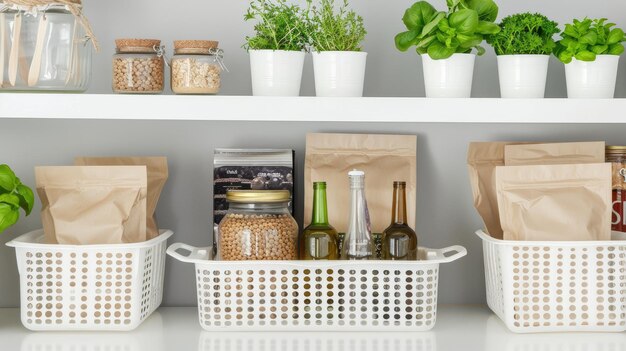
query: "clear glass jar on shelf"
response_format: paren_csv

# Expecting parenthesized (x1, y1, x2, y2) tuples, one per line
(0, 3, 94, 92)
(112, 38, 164, 94)
(170, 40, 225, 95)
(218, 190, 298, 261)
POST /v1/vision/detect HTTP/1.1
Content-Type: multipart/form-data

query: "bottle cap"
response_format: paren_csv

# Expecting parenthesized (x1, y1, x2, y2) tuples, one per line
(348, 170, 364, 177)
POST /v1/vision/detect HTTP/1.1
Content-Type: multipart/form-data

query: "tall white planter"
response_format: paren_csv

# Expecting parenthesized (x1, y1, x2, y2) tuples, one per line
(497, 55, 550, 98)
(249, 50, 306, 96)
(422, 53, 475, 98)
(565, 55, 620, 99)
(312, 51, 367, 97)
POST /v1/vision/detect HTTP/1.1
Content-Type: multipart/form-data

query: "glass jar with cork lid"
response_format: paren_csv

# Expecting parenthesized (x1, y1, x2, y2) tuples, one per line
(170, 40, 225, 95)
(218, 190, 298, 261)
(112, 38, 164, 94)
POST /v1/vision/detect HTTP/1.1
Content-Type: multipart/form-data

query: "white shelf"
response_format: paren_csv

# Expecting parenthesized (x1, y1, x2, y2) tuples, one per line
(1, 94, 626, 123)
(2, 305, 625, 350)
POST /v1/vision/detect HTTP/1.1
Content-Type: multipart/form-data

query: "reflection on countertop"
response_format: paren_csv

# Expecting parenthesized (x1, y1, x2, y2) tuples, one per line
(1, 305, 625, 351)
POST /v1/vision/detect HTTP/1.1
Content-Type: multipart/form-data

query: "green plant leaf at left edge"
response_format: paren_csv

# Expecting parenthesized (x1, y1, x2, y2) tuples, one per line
(465, 0, 498, 22)
(0, 203, 19, 233)
(15, 184, 34, 216)
(449, 9, 479, 34)
(395, 30, 421, 51)
(402, 1, 437, 31)
(0, 164, 17, 192)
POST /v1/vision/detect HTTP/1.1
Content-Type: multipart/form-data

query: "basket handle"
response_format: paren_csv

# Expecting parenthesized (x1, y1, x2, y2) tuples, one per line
(434, 245, 467, 263)
(166, 242, 211, 263)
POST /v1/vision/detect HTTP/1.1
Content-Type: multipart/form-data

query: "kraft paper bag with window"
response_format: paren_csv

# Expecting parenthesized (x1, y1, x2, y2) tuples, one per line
(496, 163, 612, 241)
(467, 142, 522, 239)
(504, 142, 605, 166)
(75, 157, 168, 239)
(36, 166, 148, 244)
(304, 133, 417, 233)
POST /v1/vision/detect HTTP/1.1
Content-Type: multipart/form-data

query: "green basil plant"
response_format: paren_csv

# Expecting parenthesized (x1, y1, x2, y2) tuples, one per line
(395, 0, 500, 60)
(0, 164, 34, 233)
(554, 18, 625, 63)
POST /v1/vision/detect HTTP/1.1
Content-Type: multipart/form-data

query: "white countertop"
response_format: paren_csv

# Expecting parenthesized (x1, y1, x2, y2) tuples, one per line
(1, 305, 625, 351)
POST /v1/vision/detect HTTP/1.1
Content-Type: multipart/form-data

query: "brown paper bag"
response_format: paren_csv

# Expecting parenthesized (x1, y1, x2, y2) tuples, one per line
(504, 142, 605, 166)
(36, 166, 148, 244)
(467, 142, 520, 239)
(496, 163, 611, 241)
(304, 133, 417, 233)
(75, 157, 168, 239)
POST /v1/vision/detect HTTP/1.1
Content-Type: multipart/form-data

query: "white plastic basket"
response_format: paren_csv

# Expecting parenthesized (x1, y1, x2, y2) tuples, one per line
(477, 229, 626, 333)
(7, 229, 173, 331)
(167, 243, 466, 332)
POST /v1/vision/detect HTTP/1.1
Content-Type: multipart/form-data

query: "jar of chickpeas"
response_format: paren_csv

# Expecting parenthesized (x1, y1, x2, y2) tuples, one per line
(112, 39, 165, 94)
(171, 40, 225, 94)
(218, 190, 298, 261)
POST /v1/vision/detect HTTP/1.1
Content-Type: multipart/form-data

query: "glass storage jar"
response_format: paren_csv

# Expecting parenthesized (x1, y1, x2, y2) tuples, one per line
(170, 40, 224, 95)
(112, 38, 164, 94)
(0, 4, 93, 92)
(218, 190, 298, 261)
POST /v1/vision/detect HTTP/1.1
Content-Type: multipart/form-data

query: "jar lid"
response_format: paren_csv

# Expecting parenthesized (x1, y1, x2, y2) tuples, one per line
(174, 40, 219, 54)
(606, 146, 626, 154)
(226, 190, 290, 203)
(115, 38, 161, 52)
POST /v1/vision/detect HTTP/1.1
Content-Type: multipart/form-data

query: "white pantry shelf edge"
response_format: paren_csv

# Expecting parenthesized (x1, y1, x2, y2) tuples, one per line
(0, 94, 625, 123)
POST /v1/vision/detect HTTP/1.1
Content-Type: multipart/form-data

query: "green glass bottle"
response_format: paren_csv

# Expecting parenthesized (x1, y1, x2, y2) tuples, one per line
(301, 182, 338, 260)
(382, 181, 418, 260)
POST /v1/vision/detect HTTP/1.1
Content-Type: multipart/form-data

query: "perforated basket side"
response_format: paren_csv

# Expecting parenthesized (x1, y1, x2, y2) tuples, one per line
(482, 238, 505, 321)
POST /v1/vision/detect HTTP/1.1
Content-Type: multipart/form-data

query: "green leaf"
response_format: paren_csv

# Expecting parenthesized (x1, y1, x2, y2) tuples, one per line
(449, 9, 479, 34)
(427, 40, 457, 59)
(465, 0, 498, 22)
(422, 12, 445, 37)
(0, 193, 20, 208)
(591, 44, 608, 54)
(394, 30, 421, 51)
(476, 20, 500, 35)
(579, 31, 598, 45)
(15, 184, 34, 216)
(609, 43, 625, 55)
(575, 50, 596, 61)
(0, 203, 19, 233)
(563, 24, 579, 38)
(0, 165, 17, 192)
(558, 50, 574, 64)
(608, 28, 625, 45)
(416, 34, 437, 48)
(475, 45, 486, 55)
(458, 33, 483, 48)
(402, 1, 437, 31)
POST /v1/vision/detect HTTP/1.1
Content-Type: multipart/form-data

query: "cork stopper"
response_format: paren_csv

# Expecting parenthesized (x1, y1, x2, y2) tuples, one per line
(174, 40, 219, 50)
(115, 38, 161, 52)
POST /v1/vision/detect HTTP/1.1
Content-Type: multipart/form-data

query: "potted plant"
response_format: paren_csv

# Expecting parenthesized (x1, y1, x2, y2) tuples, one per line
(244, 0, 309, 96)
(308, 0, 367, 97)
(395, 0, 500, 98)
(0, 164, 34, 233)
(487, 13, 559, 98)
(555, 18, 625, 98)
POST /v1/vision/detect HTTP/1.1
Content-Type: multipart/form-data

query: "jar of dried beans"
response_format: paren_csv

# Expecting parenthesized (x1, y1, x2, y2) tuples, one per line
(112, 39, 165, 94)
(170, 40, 225, 94)
(218, 190, 298, 261)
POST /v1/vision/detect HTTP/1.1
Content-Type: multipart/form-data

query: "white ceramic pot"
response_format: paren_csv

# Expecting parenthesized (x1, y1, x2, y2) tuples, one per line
(421, 53, 475, 98)
(249, 50, 306, 96)
(497, 55, 550, 98)
(312, 51, 367, 97)
(565, 55, 620, 99)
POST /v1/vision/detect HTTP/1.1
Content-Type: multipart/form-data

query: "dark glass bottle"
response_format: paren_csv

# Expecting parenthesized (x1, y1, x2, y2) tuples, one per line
(301, 182, 338, 260)
(382, 181, 418, 260)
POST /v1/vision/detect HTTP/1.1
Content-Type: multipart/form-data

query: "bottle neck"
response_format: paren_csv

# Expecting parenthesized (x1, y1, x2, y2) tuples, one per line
(311, 186, 329, 226)
(391, 184, 408, 225)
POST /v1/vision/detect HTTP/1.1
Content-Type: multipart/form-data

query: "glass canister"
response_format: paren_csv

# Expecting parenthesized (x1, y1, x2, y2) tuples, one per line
(112, 38, 164, 94)
(607, 146, 626, 233)
(170, 40, 225, 95)
(218, 190, 298, 261)
(0, 3, 94, 92)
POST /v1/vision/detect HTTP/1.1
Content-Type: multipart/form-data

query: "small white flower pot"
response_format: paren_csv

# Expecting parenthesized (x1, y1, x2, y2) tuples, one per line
(312, 51, 367, 97)
(497, 55, 550, 98)
(565, 55, 620, 99)
(249, 50, 306, 96)
(421, 53, 475, 98)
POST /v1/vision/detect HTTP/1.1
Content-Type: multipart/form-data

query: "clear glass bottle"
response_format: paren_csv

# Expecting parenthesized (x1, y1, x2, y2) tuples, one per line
(0, 5, 92, 92)
(171, 40, 225, 95)
(341, 170, 374, 260)
(301, 182, 338, 260)
(382, 181, 418, 260)
(112, 38, 164, 94)
(218, 190, 298, 261)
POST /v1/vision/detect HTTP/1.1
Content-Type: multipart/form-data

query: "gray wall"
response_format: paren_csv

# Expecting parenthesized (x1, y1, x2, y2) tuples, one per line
(2, 0, 626, 307)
